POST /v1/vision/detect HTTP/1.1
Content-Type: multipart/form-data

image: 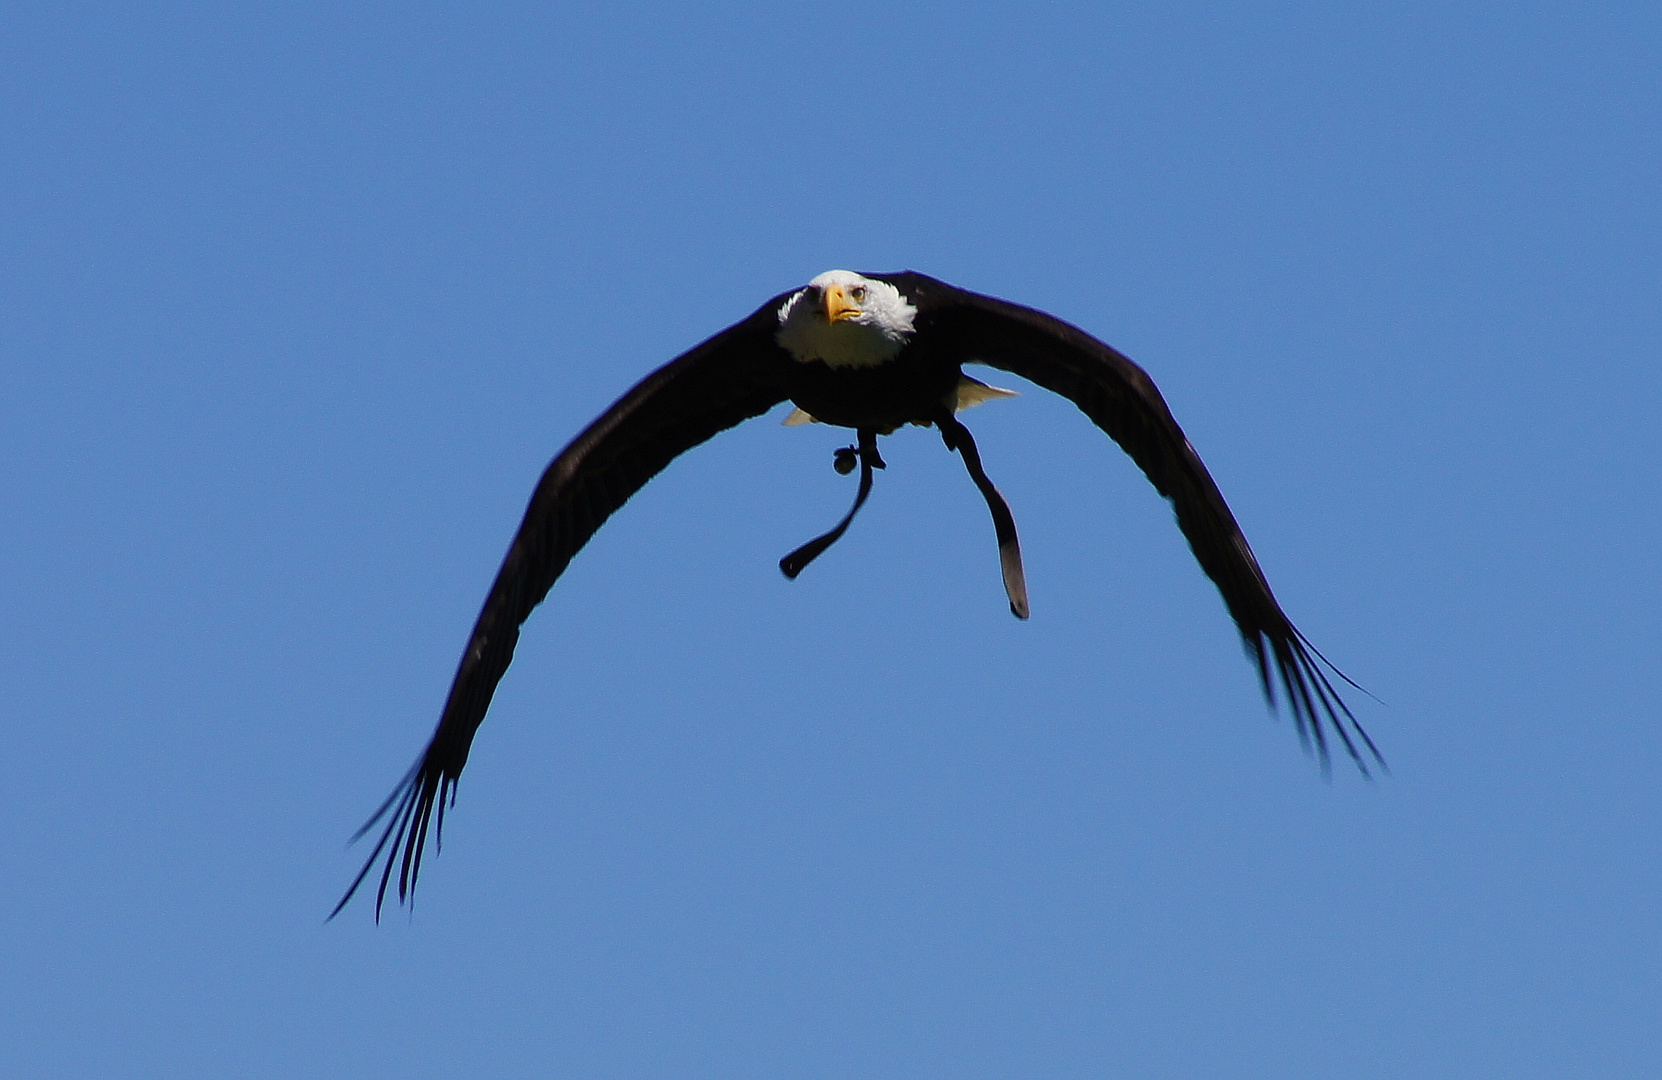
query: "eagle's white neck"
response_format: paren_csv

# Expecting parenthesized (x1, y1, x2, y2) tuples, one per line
(775, 271, 917, 368)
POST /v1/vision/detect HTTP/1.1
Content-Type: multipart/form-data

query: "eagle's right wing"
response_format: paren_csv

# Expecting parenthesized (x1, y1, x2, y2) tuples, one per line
(334, 296, 793, 920)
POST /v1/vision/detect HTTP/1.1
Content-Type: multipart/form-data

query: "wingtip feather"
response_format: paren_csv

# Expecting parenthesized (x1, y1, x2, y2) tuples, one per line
(1250, 629, 1384, 778)
(331, 754, 453, 923)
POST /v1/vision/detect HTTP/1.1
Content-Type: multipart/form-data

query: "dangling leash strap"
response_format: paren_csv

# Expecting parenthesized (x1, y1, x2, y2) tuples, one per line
(780, 428, 883, 579)
(937, 411, 1029, 619)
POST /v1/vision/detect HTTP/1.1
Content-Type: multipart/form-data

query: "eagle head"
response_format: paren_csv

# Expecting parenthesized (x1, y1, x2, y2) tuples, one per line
(775, 270, 918, 368)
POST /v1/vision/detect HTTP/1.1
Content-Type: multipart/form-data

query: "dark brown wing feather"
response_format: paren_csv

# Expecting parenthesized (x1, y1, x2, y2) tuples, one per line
(876, 272, 1381, 774)
(333, 298, 792, 920)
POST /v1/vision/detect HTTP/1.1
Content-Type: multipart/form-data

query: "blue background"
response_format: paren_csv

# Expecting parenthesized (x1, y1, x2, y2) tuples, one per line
(3, 3, 1658, 1076)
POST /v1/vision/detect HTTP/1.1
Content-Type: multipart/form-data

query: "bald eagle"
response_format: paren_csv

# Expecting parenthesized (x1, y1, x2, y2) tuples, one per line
(333, 270, 1380, 920)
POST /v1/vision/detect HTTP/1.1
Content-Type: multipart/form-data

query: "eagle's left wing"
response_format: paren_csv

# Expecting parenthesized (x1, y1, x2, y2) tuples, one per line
(876, 271, 1380, 773)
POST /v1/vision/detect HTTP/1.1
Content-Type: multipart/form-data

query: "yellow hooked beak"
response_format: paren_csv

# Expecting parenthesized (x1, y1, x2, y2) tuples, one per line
(822, 284, 862, 323)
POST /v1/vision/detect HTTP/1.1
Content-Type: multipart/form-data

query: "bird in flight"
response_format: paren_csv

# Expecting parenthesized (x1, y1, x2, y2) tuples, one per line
(333, 269, 1380, 920)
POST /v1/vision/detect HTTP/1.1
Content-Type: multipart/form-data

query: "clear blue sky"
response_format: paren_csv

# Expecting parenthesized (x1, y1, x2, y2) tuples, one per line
(3, 3, 1658, 1077)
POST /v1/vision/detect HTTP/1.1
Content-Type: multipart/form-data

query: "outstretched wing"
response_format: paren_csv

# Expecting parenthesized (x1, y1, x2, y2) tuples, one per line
(334, 298, 793, 920)
(878, 271, 1381, 773)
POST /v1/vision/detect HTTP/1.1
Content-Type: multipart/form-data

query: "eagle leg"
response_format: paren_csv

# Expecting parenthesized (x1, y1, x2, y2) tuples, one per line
(833, 440, 885, 474)
(779, 428, 883, 579)
(936, 411, 1030, 620)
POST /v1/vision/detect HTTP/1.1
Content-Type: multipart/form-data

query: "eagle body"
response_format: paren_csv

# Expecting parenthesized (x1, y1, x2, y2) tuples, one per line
(334, 268, 1380, 921)
(778, 352, 963, 432)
